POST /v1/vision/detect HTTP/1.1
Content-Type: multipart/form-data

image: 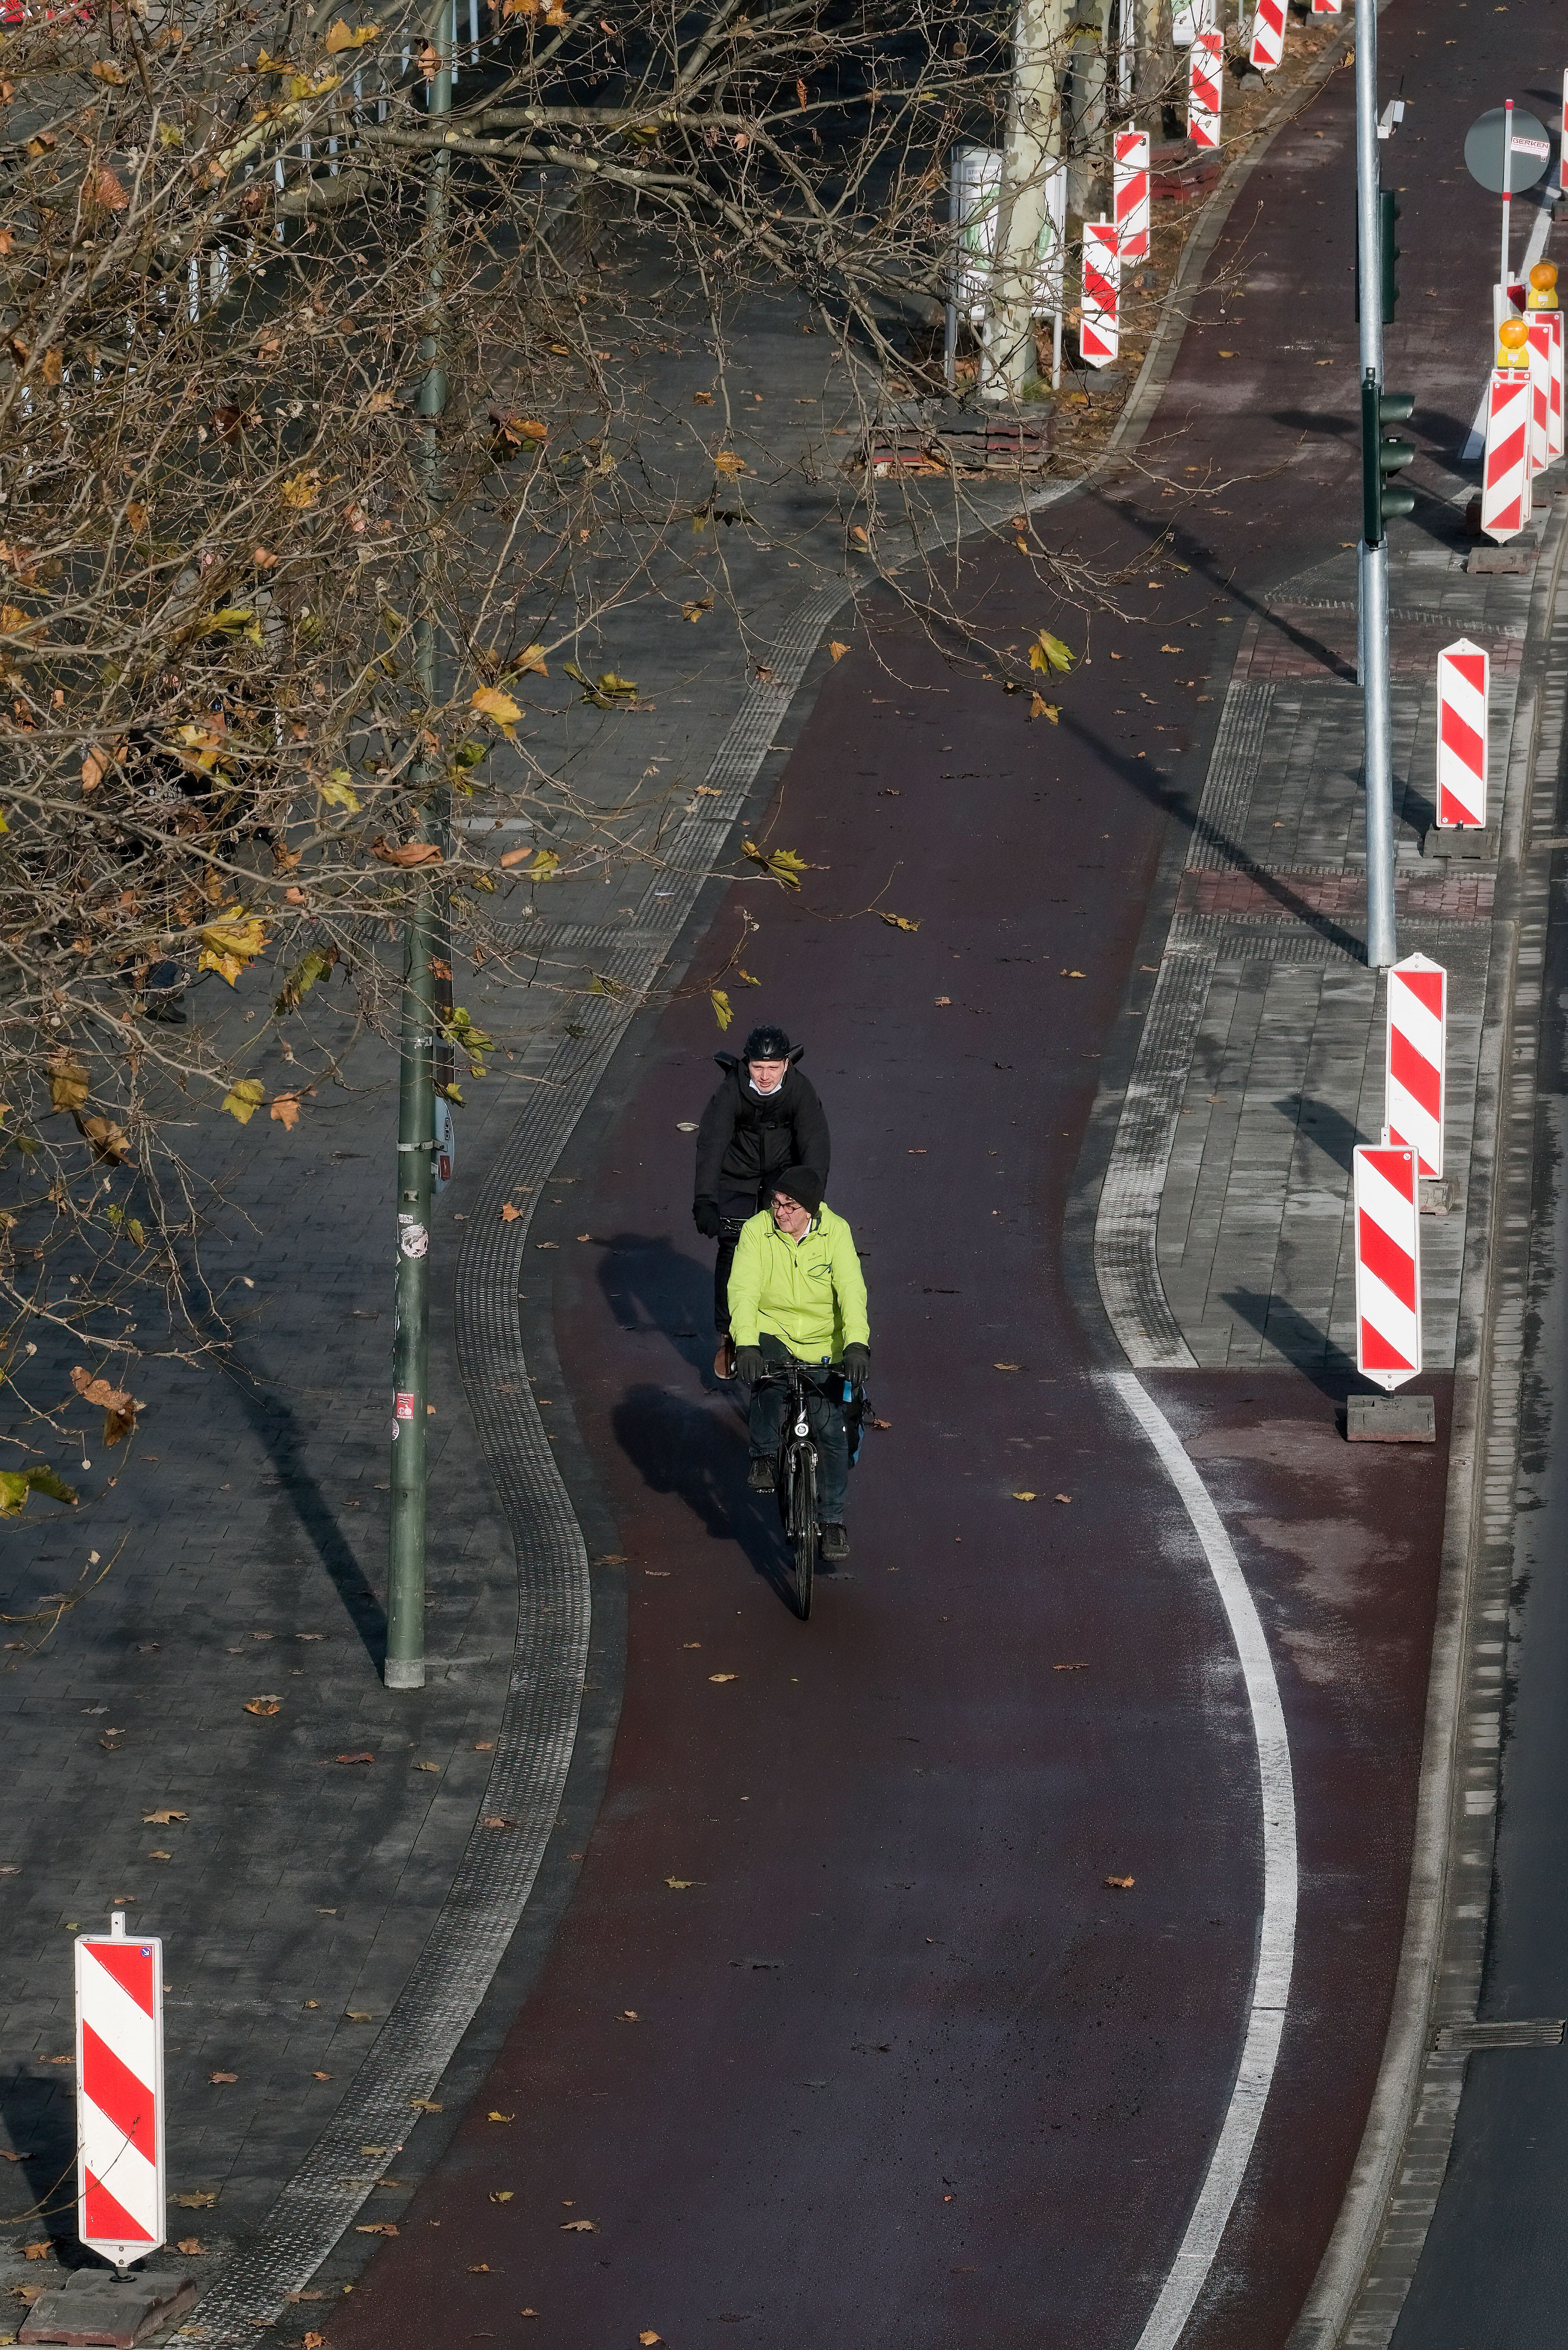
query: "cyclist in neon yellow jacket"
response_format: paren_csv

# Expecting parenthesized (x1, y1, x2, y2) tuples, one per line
(727, 1165, 870, 1562)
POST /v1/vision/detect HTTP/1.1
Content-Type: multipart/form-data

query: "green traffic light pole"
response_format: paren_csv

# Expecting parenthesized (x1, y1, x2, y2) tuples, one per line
(386, 3, 453, 1692)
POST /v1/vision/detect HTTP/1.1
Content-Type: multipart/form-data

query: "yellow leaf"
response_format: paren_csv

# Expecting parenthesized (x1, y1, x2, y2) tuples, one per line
(487, 2111, 516, 2123)
(200, 910, 267, 984)
(222, 1079, 266, 1124)
(80, 1116, 132, 1167)
(49, 1059, 90, 1114)
(243, 1694, 282, 1715)
(682, 595, 714, 622)
(270, 1093, 302, 1130)
(709, 1672, 736, 1683)
(742, 840, 808, 889)
(714, 451, 744, 474)
(1029, 694, 1060, 722)
(472, 684, 522, 725)
(878, 912, 920, 932)
(90, 58, 128, 80)
(1, 604, 31, 634)
(664, 1878, 698, 1890)
(279, 471, 320, 511)
(710, 988, 733, 1032)
(1012, 1490, 1037, 1501)
(1029, 629, 1075, 674)
(320, 775, 361, 813)
(324, 17, 381, 47)
(829, 640, 849, 662)
(513, 643, 548, 674)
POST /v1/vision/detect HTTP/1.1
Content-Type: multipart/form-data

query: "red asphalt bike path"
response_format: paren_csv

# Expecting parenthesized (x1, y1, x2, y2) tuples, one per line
(332, 6, 1544, 2342)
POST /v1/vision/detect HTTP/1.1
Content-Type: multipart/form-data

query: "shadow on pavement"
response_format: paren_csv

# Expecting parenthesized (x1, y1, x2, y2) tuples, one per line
(0, 2073, 77, 2255)
(1220, 1289, 1356, 1392)
(597, 1233, 721, 1389)
(610, 1380, 797, 1613)
(230, 1377, 387, 1670)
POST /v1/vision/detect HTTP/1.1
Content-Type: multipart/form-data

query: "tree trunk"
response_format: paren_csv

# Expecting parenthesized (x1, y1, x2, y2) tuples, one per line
(979, 0, 1069, 400)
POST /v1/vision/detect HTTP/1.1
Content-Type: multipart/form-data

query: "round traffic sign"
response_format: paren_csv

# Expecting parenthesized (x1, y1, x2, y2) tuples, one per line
(1464, 105, 1552, 194)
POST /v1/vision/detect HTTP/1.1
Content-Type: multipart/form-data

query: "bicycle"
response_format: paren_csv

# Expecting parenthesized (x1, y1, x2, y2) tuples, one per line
(751, 1357, 865, 1620)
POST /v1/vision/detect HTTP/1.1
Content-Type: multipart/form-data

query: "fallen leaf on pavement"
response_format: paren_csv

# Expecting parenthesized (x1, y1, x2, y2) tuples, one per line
(560, 2219, 598, 2232)
(1029, 694, 1060, 722)
(346, 2011, 373, 2022)
(469, 2263, 491, 2273)
(871, 1416, 893, 1430)
(173, 2191, 216, 2208)
(22, 2243, 51, 2261)
(209, 2072, 237, 2085)
(934, 995, 951, 1006)
(304, 2335, 326, 2350)
(1061, 968, 1086, 978)
(313, 2071, 331, 2080)
(356, 2222, 398, 2235)
(490, 2190, 515, 2203)
(482, 1815, 518, 1830)
(414, 1761, 440, 1773)
(879, 912, 920, 931)
(1160, 644, 1182, 653)
(334, 1752, 375, 1766)
(1011, 1492, 1037, 1502)
(993, 1362, 1020, 1372)
(829, 641, 849, 662)
(143, 1809, 187, 1824)
(1105, 1875, 1135, 1890)
(641, 2335, 665, 2347)
(410, 2098, 442, 2111)
(176, 2238, 205, 2256)
(499, 1202, 522, 1222)
(488, 2111, 515, 2123)
(709, 1672, 736, 1684)
(665, 1878, 701, 1890)
(1054, 1494, 1073, 1504)
(243, 1697, 282, 1716)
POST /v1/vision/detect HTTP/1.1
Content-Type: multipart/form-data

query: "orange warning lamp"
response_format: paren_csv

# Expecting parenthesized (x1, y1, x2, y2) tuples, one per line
(1498, 314, 1531, 368)
(1528, 261, 1560, 311)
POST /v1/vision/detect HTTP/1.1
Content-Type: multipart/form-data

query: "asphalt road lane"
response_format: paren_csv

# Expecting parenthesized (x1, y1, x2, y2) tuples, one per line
(328, 3, 1556, 2337)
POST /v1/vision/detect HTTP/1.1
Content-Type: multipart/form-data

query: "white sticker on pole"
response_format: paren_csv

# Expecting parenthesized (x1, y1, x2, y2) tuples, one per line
(1187, 29, 1222, 149)
(75, 1916, 166, 2266)
(1113, 130, 1150, 263)
(1250, 0, 1286, 73)
(1480, 366, 1533, 541)
(1354, 1144, 1422, 1392)
(1436, 636, 1488, 829)
(1080, 222, 1121, 368)
(1386, 955, 1447, 1182)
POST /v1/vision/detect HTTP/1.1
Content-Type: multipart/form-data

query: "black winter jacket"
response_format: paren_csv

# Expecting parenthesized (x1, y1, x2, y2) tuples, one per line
(693, 1055, 831, 1208)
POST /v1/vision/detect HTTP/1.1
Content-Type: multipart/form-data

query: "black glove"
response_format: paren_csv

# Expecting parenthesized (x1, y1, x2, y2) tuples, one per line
(842, 1343, 870, 1381)
(693, 1197, 722, 1240)
(736, 1346, 764, 1385)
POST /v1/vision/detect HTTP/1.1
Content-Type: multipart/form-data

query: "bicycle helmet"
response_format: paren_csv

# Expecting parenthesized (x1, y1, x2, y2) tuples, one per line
(741, 1024, 797, 1063)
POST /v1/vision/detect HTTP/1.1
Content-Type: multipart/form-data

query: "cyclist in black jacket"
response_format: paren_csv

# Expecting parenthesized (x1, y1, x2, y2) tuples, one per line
(692, 1024, 830, 1379)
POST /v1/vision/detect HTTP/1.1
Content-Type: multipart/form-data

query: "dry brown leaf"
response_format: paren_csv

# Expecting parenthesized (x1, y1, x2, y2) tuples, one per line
(304, 2336, 326, 2350)
(692, 390, 714, 405)
(81, 745, 109, 791)
(270, 1093, 302, 1130)
(1054, 1662, 1088, 1671)
(1011, 1491, 1037, 1502)
(487, 2110, 515, 2123)
(176, 2238, 204, 2255)
(499, 1201, 523, 1221)
(371, 836, 443, 867)
(410, 2097, 442, 2112)
(173, 2190, 216, 2209)
(993, 1362, 1020, 1372)
(482, 1814, 518, 1830)
(489, 2190, 515, 2204)
(209, 2071, 237, 2084)
(334, 1751, 375, 1766)
(708, 1672, 736, 1684)
(22, 2243, 51, 2261)
(142, 1808, 187, 1824)
(829, 641, 849, 662)
(499, 846, 534, 868)
(560, 2218, 598, 2232)
(243, 1697, 282, 1717)
(665, 1877, 700, 1889)
(1054, 1493, 1073, 1504)
(355, 2221, 398, 2235)
(1104, 1875, 1135, 1890)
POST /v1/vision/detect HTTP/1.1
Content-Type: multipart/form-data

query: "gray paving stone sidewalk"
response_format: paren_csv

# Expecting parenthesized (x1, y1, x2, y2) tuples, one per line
(1095, 491, 1565, 1373)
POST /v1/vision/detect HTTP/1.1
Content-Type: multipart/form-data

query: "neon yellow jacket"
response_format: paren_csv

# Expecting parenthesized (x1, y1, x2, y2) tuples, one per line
(726, 1203, 870, 1361)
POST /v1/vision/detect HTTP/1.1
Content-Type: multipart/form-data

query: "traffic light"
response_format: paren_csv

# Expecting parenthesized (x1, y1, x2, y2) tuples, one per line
(1354, 188, 1402, 323)
(1362, 377, 1415, 543)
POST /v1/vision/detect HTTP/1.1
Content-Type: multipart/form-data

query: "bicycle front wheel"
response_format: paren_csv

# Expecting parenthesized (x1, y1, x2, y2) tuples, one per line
(789, 1444, 816, 1620)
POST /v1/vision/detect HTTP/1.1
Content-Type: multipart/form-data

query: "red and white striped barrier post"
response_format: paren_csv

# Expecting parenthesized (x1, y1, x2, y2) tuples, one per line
(1187, 29, 1222, 149)
(1250, 0, 1285, 72)
(1480, 360, 1533, 541)
(1528, 316, 1554, 475)
(1386, 955, 1447, 1180)
(1311, 0, 1340, 16)
(1080, 221, 1121, 369)
(1113, 130, 1150, 264)
(1354, 1144, 1422, 1391)
(1435, 637, 1489, 829)
(75, 1913, 166, 2269)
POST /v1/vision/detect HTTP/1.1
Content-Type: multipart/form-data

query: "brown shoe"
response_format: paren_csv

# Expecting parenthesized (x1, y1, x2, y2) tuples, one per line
(714, 1337, 736, 1380)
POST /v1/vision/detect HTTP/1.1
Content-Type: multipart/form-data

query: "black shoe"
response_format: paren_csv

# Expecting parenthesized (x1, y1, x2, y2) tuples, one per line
(819, 1522, 849, 1562)
(747, 1454, 776, 1493)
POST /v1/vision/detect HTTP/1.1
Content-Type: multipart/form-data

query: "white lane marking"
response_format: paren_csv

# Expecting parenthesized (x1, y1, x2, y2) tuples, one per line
(1462, 204, 1555, 460)
(1110, 1371, 1299, 2350)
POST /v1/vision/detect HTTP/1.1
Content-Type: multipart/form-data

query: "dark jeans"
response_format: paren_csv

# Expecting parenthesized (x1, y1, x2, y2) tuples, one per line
(748, 1335, 851, 1523)
(713, 1188, 763, 1334)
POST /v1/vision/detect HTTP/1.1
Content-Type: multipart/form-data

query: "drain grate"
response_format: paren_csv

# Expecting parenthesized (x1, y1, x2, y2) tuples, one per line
(1434, 2018, 1566, 2051)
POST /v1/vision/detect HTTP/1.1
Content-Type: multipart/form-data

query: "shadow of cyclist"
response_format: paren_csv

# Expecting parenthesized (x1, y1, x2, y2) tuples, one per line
(597, 1233, 728, 1390)
(609, 1380, 795, 1611)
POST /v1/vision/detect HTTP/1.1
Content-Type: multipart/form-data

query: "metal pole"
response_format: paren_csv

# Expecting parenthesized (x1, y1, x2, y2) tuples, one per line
(1501, 96, 1513, 290)
(385, 5, 452, 1692)
(1356, 0, 1396, 969)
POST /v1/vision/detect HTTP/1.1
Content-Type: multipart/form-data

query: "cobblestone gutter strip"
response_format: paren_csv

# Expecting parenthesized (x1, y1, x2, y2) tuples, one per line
(1285, 496, 1568, 2350)
(176, 53, 1363, 2336)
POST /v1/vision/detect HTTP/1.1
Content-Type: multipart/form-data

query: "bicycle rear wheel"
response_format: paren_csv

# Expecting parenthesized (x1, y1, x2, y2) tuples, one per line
(789, 1444, 816, 1620)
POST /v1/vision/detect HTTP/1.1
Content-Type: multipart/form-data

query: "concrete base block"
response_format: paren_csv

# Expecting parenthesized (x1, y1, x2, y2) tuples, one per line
(1346, 1394, 1437, 1444)
(19, 2270, 195, 2348)
(1421, 826, 1499, 863)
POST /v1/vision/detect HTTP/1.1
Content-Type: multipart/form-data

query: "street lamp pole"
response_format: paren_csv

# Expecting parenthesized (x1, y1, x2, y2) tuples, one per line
(385, 2, 452, 1692)
(1356, 0, 1396, 969)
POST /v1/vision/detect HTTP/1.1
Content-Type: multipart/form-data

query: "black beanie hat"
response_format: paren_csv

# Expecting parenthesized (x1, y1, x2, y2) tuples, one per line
(769, 1165, 824, 1216)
